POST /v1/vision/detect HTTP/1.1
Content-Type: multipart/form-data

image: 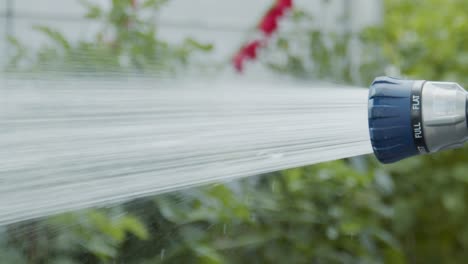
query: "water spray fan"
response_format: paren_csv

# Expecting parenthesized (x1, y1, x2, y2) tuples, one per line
(368, 76, 468, 163)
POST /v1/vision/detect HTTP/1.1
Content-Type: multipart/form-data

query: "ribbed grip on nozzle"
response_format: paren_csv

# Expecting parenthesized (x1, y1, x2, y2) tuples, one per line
(368, 77, 419, 163)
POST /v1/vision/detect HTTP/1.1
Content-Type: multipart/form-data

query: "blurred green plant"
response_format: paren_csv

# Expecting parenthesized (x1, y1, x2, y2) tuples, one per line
(6, 209, 149, 263)
(7, 0, 212, 74)
(148, 161, 402, 264)
(260, 7, 363, 85)
(360, 0, 468, 86)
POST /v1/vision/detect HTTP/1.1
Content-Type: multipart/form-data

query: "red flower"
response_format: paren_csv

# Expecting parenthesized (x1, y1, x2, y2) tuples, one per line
(259, 0, 293, 35)
(259, 6, 282, 36)
(233, 53, 245, 72)
(243, 40, 262, 59)
(277, 0, 293, 10)
(233, 40, 263, 72)
(232, 0, 294, 72)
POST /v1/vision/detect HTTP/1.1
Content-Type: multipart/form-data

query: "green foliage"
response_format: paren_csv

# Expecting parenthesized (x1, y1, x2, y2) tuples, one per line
(50, 210, 149, 259)
(262, 8, 360, 85)
(135, 160, 403, 264)
(380, 149, 468, 263)
(361, 0, 468, 85)
(7, 0, 212, 74)
(5, 209, 149, 263)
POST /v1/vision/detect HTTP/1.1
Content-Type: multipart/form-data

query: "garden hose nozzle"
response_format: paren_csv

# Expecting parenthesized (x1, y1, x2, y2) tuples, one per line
(368, 76, 468, 164)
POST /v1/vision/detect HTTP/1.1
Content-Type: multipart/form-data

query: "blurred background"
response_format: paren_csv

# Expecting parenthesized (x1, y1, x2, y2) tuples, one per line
(2, 0, 468, 263)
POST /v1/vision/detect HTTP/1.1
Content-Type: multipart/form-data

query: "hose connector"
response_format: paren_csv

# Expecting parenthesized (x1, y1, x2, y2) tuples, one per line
(368, 76, 468, 164)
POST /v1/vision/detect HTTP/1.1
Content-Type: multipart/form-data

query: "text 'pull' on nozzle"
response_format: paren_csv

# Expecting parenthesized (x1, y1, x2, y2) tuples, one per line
(368, 76, 468, 164)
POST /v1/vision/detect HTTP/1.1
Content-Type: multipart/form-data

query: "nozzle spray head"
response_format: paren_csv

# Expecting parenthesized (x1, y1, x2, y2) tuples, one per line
(368, 76, 468, 164)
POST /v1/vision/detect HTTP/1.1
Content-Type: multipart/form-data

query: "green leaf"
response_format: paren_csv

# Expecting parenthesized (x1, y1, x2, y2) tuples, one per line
(86, 237, 117, 259)
(183, 38, 214, 52)
(87, 210, 125, 243)
(119, 216, 149, 240)
(142, 0, 169, 9)
(193, 245, 224, 264)
(79, 0, 102, 19)
(33, 26, 71, 51)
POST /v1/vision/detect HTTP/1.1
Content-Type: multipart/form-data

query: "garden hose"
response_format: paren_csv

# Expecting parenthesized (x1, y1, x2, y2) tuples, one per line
(368, 76, 468, 163)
